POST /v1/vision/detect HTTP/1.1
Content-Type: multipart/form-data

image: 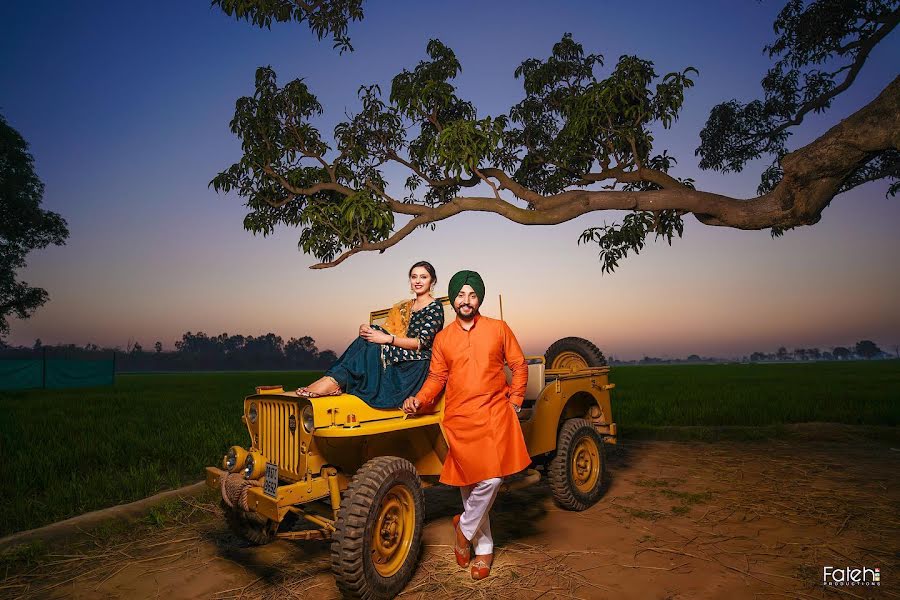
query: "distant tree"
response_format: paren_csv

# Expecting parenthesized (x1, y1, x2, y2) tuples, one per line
(232, 333, 285, 367)
(750, 351, 766, 362)
(640, 356, 664, 364)
(131, 342, 143, 355)
(892, 344, 899, 359)
(855, 339, 883, 359)
(832, 346, 851, 360)
(686, 354, 701, 362)
(175, 331, 225, 356)
(213, 1, 900, 271)
(822, 351, 834, 361)
(808, 348, 821, 360)
(1, 115, 69, 340)
(793, 348, 807, 361)
(154, 341, 163, 353)
(222, 333, 246, 354)
(85, 343, 99, 352)
(776, 346, 790, 361)
(32, 338, 42, 350)
(316, 349, 338, 369)
(285, 335, 319, 366)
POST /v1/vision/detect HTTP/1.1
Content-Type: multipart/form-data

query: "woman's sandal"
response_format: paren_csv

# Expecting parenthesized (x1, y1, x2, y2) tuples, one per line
(295, 387, 341, 398)
(452, 514, 471, 568)
(295, 377, 342, 398)
(471, 555, 492, 580)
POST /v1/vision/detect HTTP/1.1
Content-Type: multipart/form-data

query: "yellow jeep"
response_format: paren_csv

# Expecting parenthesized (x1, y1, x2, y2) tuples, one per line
(206, 298, 616, 599)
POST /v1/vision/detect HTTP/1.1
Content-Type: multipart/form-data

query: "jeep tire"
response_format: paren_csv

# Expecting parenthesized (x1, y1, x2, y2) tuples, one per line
(549, 418, 606, 511)
(331, 456, 424, 599)
(545, 337, 606, 370)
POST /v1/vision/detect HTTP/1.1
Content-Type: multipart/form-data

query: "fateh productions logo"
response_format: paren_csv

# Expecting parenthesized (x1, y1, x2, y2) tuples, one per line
(823, 566, 880, 587)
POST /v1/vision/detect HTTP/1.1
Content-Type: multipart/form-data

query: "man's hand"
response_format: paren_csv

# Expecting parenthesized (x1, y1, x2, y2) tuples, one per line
(509, 401, 521, 413)
(402, 396, 421, 414)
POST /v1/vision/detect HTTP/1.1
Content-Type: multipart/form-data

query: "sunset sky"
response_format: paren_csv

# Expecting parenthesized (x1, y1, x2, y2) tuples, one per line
(2, 1, 898, 360)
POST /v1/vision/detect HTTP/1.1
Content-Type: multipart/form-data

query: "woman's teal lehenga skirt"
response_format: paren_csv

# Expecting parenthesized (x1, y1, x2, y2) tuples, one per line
(325, 334, 430, 409)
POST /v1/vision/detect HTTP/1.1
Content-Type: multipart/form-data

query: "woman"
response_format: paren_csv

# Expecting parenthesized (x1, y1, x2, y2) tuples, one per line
(296, 261, 444, 409)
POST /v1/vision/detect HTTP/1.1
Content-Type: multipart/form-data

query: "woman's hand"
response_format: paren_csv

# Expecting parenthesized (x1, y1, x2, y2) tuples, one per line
(360, 327, 392, 345)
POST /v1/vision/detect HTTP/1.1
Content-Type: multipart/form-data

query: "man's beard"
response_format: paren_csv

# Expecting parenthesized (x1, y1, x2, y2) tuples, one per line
(454, 303, 478, 319)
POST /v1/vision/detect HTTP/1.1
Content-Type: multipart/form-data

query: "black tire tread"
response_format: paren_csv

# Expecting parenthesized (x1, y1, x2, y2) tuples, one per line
(545, 337, 607, 368)
(548, 418, 606, 511)
(331, 456, 424, 600)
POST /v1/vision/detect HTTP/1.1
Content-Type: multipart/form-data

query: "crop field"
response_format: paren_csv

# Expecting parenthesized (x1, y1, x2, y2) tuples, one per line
(0, 371, 319, 537)
(0, 361, 897, 537)
(612, 360, 900, 432)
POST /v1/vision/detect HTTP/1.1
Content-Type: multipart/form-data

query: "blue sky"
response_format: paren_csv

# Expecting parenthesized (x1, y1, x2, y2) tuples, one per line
(2, 1, 898, 359)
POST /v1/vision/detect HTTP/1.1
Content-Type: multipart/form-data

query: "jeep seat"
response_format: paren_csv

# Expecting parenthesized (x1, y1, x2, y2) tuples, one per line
(504, 359, 546, 408)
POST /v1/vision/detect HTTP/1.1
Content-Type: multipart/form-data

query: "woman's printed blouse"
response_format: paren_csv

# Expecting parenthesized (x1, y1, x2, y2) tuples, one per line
(381, 299, 444, 364)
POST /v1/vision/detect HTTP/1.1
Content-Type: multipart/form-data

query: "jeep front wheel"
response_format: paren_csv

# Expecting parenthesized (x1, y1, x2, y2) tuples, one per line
(549, 418, 606, 511)
(331, 456, 424, 599)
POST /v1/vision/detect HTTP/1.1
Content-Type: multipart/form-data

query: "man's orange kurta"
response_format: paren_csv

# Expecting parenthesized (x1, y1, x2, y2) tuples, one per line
(415, 314, 531, 487)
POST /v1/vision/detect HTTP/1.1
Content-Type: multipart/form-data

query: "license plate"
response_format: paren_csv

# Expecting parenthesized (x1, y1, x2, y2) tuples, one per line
(263, 462, 279, 498)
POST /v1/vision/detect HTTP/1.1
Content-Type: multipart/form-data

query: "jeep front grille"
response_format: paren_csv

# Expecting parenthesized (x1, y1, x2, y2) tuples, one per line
(257, 399, 302, 479)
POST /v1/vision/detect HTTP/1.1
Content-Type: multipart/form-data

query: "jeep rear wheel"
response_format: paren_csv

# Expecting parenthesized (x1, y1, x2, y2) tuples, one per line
(549, 418, 606, 511)
(331, 456, 424, 599)
(545, 337, 606, 370)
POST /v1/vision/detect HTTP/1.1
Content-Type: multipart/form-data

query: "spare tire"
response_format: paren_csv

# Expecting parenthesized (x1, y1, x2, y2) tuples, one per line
(545, 337, 606, 370)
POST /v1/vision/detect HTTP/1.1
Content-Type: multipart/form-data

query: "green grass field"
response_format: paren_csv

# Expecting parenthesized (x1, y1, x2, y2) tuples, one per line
(1, 361, 897, 536)
(612, 360, 899, 427)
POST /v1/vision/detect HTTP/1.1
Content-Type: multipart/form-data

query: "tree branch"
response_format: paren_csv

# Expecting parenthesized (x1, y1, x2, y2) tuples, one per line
(479, 168, 544, 205)
(472, 167, 502, 199)
(386, 151, 479, 188)
(311, 75, 900, 267)
(262, 165, 354, 197)
(752, 7, 899, 145)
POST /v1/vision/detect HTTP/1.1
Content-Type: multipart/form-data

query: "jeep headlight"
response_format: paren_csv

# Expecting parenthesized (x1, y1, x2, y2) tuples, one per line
(301, 404, 315, 433)
(248, 402, 258, 424)
(223, 446, 247, 473)
(243, 451, 266, 480)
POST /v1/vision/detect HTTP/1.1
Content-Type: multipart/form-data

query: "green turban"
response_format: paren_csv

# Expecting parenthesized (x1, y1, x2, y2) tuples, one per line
(448, 270, 485, 303)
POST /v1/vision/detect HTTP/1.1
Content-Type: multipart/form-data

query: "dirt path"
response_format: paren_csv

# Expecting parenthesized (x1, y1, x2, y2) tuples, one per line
(4, 430, 897, 599)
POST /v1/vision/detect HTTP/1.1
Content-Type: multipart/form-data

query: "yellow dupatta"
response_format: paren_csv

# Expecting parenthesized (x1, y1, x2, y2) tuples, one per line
(381, 299, 413, 337)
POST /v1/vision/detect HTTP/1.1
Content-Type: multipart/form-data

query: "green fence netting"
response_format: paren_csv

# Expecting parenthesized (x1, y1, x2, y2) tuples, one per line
(0, 355, 114, 391)
(0, 359, 44, 391)
(44, 359, 114, 389)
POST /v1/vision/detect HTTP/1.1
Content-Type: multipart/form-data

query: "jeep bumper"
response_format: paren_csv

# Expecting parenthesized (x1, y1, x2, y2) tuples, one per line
(206, 466, 343, 522)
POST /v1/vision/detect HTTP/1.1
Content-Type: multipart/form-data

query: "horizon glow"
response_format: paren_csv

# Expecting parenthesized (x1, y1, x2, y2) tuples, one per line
(1, 1, 898, 360)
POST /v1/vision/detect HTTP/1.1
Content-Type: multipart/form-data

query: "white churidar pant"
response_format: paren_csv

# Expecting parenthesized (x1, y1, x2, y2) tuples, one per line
(458, 477, 503, 555)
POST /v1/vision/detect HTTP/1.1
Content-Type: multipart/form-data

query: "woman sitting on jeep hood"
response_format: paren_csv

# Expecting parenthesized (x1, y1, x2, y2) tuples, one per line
(296, 261, 444, 408)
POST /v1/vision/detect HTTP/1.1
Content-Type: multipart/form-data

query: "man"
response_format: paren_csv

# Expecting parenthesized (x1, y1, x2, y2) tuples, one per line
(402, 270, 531, 580)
